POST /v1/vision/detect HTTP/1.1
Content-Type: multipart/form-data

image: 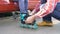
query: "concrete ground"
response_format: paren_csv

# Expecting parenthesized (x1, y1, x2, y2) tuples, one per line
(0, 17, 60, 34)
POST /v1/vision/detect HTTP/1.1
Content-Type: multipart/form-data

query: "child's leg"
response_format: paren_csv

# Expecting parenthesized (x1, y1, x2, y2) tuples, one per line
(19, 0, 28, 13)
(25, 0, 28, 12)
(19, 0, 38, 29)
(19, 0, 29, 24)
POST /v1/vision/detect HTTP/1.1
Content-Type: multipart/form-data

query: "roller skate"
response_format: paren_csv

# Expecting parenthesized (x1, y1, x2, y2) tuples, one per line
(37, 21, 53, 27)
(26, 20, 38, 29)
(20, 13, 38, 29)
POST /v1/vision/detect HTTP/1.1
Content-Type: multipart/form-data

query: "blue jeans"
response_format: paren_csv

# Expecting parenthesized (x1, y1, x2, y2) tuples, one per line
(43, 2, 60, 22)
(12, 0, 18, 2)
(41, 0, 46, 4)
(18, 0, 28, 13)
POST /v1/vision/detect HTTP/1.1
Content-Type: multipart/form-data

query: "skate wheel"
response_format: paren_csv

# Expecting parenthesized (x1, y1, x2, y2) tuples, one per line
(28, 25, 38, 29)
(19, 23, 38, 29)
(20, 25, 24, 28)
(33, 26, 38, 29)
(19, 23, 25, 28)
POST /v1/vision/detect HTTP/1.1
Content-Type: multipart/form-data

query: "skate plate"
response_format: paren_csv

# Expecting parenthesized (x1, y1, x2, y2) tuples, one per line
(19, 23, 38, 29)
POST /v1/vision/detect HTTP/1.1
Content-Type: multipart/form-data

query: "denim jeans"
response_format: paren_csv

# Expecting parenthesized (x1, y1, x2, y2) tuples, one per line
(12, 0, 18, 2)
(41, 0, 47, 4)
(18, 0, 28, 13)
(43, 2, 60, 22)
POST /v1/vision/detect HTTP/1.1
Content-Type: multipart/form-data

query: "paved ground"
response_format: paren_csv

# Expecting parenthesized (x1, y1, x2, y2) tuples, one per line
(0, 17, 60, 34)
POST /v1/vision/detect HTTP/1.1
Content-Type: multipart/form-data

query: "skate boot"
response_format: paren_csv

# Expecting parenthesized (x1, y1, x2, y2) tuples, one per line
(20, 13, 38, 29)
(37, 21, 53, 27)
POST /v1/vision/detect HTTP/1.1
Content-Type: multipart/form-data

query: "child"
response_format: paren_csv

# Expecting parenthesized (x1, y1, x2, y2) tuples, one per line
(19, 0, 38, 29)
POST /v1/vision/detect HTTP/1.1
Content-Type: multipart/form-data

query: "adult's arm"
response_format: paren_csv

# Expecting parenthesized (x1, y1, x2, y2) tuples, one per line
(35, 0, 58, 18)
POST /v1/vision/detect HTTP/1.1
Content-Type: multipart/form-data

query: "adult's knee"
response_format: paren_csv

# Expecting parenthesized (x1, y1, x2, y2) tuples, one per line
(52, 10, 60, 20)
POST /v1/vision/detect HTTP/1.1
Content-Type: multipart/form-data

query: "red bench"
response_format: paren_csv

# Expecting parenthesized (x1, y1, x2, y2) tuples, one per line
(0, 0, 40, 13)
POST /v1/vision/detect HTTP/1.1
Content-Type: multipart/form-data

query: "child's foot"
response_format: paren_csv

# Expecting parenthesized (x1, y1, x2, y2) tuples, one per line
(20, 20, 38, 29)
(20, 13, 29, 24)
(20, 13, 38, 29)
(37, 21, 53, 27)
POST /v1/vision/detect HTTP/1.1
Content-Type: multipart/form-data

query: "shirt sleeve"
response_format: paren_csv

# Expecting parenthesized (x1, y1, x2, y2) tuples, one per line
(36, 0, 58, 18)
(34, 2, 40, 12)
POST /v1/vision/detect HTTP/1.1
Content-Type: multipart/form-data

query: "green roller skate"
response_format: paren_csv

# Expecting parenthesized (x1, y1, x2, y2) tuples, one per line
(20, 13, 28, 27)
(25, 20, 38, 29)
(19, 13, 38, 29)
(20, 21, 38, 29)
